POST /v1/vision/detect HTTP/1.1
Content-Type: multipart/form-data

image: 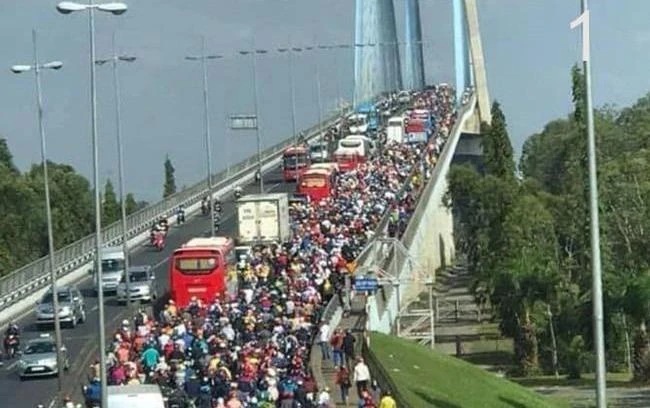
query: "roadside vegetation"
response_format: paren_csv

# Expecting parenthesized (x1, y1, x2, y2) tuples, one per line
(0, 144, 180, 276)
(369, 332, 564, 408)
(446, 63, 650, 382)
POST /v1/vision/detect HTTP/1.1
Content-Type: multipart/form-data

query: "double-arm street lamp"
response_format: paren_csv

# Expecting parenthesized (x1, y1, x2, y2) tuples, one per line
(10, 29, 65, 399)
(185, 36, 223, 237)
(95, 33, 136, 307)
(56, 2, 128, 406)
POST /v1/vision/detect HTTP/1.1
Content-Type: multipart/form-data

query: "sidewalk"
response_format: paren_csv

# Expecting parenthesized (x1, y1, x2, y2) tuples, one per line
(313, 292, 368, 407)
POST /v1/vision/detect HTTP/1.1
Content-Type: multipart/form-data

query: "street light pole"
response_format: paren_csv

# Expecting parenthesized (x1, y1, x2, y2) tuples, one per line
(56, 3, 128, 406)
(200, 37, 215, 237)
(571, 1, 605, 406)
(11, 29, 65, 400)
(288, 40, 298, 147)
(185, 38, 222, 237)
(315, 47, 324, 140)
(251, 45, 264, 193)
(96, 33, 136, 307)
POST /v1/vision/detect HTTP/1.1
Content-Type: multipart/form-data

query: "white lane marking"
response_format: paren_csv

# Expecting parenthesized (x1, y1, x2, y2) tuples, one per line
(5, 360, 20, 371)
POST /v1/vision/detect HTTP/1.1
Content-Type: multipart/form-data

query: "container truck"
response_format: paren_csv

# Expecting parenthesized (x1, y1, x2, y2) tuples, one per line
(236, 193, 290, 245)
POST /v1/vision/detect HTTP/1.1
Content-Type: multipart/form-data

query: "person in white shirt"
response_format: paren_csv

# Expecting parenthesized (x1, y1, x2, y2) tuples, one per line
(318, 321, 331, 361)
(353, 357, 371, 399)
(317, 386, 332, 407)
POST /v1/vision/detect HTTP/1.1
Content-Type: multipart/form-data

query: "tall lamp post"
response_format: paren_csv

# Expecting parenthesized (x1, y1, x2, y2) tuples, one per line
(239, 47, 265, 193)
(95, 33, 136, 305)
(278, 41, 299, 147)
(186, 36, 223, 237)
(56, 2, 128, 406)
(571, 1, 606, 406)
(315, 45, 328, 140)
(11, 29, 64, 399)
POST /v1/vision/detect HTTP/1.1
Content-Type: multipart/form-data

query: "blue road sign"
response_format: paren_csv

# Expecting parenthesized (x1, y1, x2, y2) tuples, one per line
(354, 277, 379, 292)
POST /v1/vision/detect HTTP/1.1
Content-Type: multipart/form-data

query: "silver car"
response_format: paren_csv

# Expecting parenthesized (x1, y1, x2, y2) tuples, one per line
(18, 334, 69, 380)
(116, 266, 158, 304)
(95, 255, 126, 293)
(35, 286, 86, 329)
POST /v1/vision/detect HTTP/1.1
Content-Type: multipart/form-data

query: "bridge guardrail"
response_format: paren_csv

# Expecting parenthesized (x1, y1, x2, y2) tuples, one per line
(0, 107, 353, 312)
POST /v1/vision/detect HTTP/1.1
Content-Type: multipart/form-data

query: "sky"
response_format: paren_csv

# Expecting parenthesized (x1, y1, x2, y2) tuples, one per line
(1, 0, 649, 202)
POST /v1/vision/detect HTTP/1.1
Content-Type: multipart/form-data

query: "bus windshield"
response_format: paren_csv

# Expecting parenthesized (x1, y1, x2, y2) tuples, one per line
(175, 257, 220, 275)
(340, 140, 361, 148)
(283, 155, 307, 169)
(302, 176, 327, 188)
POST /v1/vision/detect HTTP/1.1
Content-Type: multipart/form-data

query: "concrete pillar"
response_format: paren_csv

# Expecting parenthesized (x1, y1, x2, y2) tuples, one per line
(403, 0, 425, 90)
(452, 0, 468, 106)
(354, 0, 400, 105)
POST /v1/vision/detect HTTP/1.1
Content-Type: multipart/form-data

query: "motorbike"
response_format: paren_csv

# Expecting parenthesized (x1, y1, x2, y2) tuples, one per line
(152, 233, 165, 251)
(4, 334, 19, 359)
(177, 209, 186, 225)
(201, 200, 209, 216)
(234, 187, 243, 199)
(82, 384, 101, 408)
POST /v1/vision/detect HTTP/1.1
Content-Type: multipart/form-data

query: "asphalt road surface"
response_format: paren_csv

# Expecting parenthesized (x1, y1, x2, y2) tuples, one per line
(0, 167, 293, 408)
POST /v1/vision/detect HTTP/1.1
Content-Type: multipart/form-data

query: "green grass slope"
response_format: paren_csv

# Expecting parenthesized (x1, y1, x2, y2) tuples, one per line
(369, 332, 565, 408)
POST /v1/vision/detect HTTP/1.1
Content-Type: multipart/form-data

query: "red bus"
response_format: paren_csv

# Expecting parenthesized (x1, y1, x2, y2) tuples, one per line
(168, 237, 237, 307)
(282, 146, 310, 182)
(297, 168, 335, 202)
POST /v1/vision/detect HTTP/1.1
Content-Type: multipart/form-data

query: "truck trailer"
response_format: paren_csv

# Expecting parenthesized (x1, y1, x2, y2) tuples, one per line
(236, 193, 290, 245)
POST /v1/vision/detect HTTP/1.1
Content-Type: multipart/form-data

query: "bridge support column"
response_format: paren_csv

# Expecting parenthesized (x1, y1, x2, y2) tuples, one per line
(354, 0, 401, 106)
(453, 0, 470, 106)
(403, 0, 425, 90)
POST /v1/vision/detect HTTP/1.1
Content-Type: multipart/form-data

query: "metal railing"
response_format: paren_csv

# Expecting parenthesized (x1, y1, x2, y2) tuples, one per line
(0, 107, 353, 312)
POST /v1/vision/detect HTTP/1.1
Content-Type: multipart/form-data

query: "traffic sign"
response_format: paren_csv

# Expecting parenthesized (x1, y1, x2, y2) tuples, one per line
(354, 276, 379, 292)
(229, 114, 258, 129)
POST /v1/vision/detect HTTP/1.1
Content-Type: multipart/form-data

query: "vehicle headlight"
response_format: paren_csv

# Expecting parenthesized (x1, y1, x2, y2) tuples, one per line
(19, 360, 27, 368)
(40, 359, 56, 366)
(59, 307, 71, 316)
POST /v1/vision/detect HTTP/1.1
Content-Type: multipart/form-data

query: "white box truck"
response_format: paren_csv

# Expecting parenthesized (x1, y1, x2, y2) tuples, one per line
(108, 384, 165, 408)
(236, 193, 290, 245)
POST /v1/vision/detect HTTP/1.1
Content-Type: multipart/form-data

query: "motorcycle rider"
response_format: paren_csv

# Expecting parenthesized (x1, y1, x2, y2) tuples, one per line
(201, 196, 209, 215)
(234, 185, 243, 199)
(84, 378, 102, 407)
(176, 204, 186, 224)
(4, 322, 20, 358)
(5, 322, 19, 337)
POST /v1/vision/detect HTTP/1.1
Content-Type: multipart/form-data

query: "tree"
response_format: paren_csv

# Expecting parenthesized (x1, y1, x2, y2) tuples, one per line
(102, 179, 120, 226)
(0, 166, 44, 271)
(490, 193, 560, 376)
(26, 161, 94, 249)
(571, 64, 586, 130)
(0, 138, 19, 175)
(125, 193, 138, 215)
(482, 101, 515, 179)
(163, 155, 176, 198)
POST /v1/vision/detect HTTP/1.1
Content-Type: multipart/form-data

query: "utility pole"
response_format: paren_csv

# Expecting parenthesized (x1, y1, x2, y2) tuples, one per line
(571, 1, 606, 406)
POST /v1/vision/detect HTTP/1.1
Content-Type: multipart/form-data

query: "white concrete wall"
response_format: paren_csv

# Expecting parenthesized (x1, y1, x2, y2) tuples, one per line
(366, 95, 477, 333)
